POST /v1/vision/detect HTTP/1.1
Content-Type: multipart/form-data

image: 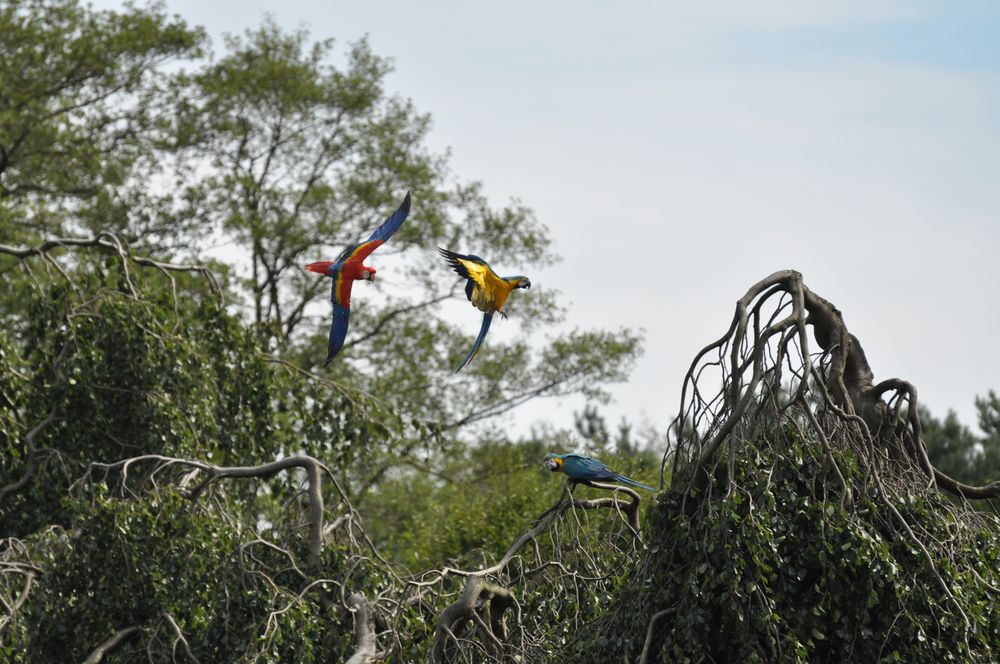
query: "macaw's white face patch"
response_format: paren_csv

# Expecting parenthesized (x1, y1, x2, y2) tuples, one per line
(544, 458, 561, 472)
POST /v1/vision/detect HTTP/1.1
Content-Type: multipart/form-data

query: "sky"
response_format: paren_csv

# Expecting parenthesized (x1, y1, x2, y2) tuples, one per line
(97, 0, 1000, 437)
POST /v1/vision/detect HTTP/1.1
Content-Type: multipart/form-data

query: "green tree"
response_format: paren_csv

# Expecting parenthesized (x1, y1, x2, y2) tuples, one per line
(0, 0, 204, 245)
(175, 20, 444, 339)
(0, 3, 648, 661)
(921, 406, 981, 483)
(586, 271, 1000, 662)
(975, 391, 1000, 479)
(921, 393, 1000, 488)
(0, 241, 647, 661)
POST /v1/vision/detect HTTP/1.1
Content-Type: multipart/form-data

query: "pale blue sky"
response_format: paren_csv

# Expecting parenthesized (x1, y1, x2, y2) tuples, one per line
(97, 1, 1000, 436)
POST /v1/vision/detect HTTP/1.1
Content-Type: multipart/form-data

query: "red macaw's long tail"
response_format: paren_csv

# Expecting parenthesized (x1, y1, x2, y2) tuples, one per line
(455, 313, 492, 373)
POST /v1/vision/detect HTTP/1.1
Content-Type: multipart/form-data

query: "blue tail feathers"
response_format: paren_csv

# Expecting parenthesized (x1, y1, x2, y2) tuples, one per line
(613, 474, 657, 492)
(455, 313, 492, 373)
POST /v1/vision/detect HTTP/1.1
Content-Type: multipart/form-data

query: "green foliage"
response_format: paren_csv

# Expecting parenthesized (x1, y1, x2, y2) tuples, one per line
(19, 487, 370, 663)
(0, 2, 650, 660)
(367, 439, 554, 569)
(24, 489, 233, 663)
(0, 0, 204, 242)
(922, 396, 1000, 488)
(0, 252, 399, 536)
(364, 434, 660, 570)
(586, 440, 1000, 663)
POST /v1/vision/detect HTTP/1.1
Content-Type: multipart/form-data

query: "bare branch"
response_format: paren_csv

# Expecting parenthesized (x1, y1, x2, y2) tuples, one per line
(0, 409, 58, 504)
(345, 592, 379, 664)
(88, 454, 330, 572)
(82, 626, 141, 664)
(0, 235, 220, 294)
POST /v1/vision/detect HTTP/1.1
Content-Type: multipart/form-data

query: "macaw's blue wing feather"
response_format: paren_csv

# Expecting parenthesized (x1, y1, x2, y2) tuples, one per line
(367, 192, 411, 243)
(325, 301, 350, 366)
(563, 455, 616, 482)
(455, 313, 492, 373)
(325, 271, 353, 366)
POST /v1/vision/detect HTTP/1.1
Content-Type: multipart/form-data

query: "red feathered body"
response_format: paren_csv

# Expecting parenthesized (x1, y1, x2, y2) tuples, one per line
(303, 191, 410, 365)
(305, 244, 380, 310)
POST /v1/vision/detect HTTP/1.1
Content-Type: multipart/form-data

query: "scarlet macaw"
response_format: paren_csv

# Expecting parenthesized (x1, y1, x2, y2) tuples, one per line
(544, 453, 656, 491)
(305, 192, 411, 365)
(438, 248, 530, 372)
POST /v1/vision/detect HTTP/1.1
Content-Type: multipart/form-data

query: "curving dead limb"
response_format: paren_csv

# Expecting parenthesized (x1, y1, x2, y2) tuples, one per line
(82, 625, 142, 664)
(83, 454, 336, 573)
(0, 557, 39, 639)
(0, 234, 220, 294)
(1, 233, 221, 336)
(345, 593, 379, 664)
(161, 611, 200, 663)
(638, 607, 675, 664)
(71, 452, 403, 660)
(0, 408, 58, 505)
(429, 577, 518, 664)
(664, 269, 1000, 500)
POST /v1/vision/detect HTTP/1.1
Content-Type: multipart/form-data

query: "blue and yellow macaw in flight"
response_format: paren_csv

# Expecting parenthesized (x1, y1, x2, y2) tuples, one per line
(305, 192, 411, 365)
(544, 453, 656, 491)
(438, 248, 531, 372)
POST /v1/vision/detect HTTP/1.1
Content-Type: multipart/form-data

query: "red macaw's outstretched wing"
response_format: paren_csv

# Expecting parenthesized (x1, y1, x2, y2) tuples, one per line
(341, 191, 412, 265)
(324, 270, 354, 366)
(454, 313, 492, 373)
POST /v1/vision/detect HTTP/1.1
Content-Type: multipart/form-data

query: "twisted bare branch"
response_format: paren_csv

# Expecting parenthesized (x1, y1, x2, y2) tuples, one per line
(82, 626, 141, 664)
(346, 592, 380, 664)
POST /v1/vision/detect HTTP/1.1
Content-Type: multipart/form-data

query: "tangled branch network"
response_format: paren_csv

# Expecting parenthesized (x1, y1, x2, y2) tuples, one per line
(657, 269, 1000, 656)
(0, 235, 649, 663)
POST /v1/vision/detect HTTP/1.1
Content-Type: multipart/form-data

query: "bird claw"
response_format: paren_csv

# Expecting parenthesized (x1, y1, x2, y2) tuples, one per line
(499, 309, 508, 320)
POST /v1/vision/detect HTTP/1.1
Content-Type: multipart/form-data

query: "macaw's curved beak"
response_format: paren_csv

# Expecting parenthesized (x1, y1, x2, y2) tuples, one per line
(305, 261, 333, 274)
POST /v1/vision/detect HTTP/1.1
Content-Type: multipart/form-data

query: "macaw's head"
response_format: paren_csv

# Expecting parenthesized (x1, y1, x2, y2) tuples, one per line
(515, 276, 531, 289)
(543, 453, 564, 473)
(362, 266, 376, 282)
(305, 261, 334, 275)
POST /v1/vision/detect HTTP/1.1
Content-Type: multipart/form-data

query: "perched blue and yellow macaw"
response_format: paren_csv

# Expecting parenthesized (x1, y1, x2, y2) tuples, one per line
(438, 248, 531, 372)
(544, 453, 656, 491)
(305, 192, 411, 365)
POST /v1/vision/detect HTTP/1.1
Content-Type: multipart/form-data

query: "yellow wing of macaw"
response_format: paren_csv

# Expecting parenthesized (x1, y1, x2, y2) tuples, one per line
(438, 248, 531, 373)
(438, 248, 520, 315)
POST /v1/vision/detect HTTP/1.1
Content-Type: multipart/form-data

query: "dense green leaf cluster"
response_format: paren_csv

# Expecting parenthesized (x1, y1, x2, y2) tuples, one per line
(20, 487, 385, 663)
(365, 438, 658, 570)
(0, 254, 410, 659)
(586, 439, 1000, 663)
(0, 0, 204, 244)
(1, 256, 392, 536)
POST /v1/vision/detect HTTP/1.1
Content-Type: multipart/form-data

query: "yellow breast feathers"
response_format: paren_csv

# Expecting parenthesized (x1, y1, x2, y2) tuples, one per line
(459, 259, 517, 314)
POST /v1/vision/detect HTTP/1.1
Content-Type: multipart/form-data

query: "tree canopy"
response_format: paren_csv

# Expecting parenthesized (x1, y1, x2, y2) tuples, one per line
(1, 2, 650, 661)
